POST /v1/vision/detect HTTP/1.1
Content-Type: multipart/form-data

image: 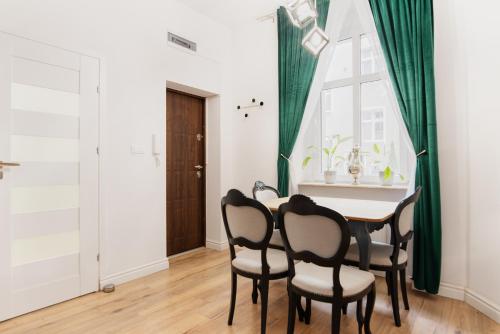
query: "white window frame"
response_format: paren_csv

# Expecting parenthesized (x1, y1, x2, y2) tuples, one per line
(361, 106, 385, 144)
(320, 26, 394, 182)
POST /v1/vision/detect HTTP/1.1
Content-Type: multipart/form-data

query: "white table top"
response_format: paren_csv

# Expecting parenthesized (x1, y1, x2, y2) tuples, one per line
(264, 196, 399, 223)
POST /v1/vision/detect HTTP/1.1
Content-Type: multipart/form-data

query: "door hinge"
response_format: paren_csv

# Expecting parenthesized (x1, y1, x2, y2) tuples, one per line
(97, 254, 100, 262)
(96, 147, 100, 155)
(97, 86, 100, 94)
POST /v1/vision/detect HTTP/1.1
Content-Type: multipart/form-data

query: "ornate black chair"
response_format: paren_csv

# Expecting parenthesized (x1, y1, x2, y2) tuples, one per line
(344, 187, 422, 326)
(221, 189, 289, 334)
(252, 180, 284, 250)
(279, 195, 376, 334)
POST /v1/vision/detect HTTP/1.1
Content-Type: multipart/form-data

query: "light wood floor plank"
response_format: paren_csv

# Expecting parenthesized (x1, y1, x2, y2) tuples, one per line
(0, 248, 498, 333)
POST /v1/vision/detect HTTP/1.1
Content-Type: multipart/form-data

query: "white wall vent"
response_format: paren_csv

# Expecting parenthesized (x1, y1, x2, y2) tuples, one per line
(168, 32, 197, 52)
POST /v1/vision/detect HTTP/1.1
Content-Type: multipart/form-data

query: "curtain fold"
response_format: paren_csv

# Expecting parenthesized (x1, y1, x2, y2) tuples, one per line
(277, 0, 330, 196)
(369, 0, 441, 294)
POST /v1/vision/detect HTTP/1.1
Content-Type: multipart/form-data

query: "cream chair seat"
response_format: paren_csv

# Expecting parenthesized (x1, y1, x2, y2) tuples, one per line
(345, 241, 408, 267)
(292, 262, 375, 297)
(232, 248, 289, 275)
(269, 229, 284, 248)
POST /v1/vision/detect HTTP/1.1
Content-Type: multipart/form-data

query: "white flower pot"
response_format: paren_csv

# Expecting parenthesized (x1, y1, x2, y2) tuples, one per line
(379, 171, 394, 186)
(324, 170, 337, 184)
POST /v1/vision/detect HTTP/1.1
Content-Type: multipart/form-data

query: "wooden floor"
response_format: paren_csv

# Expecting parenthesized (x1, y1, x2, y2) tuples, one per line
(0, 249, 498, 334)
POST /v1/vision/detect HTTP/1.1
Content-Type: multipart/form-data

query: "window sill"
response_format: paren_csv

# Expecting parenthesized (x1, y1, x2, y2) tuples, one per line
(299, 182, 408, 191)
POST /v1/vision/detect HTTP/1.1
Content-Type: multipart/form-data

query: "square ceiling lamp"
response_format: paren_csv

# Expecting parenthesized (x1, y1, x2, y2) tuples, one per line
(285, 0, 318, 28)
(302, 22, 329, 56)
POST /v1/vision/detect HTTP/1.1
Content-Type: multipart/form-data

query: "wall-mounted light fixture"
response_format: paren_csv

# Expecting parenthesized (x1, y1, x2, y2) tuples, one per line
(286, 0, 329, 57)
(302, 21, 329, 56)
(285, 0, 317, 28)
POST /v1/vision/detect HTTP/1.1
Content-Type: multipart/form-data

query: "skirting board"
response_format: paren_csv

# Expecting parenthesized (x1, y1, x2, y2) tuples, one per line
(436, 282, 499, 323)
(465, 289, 500, 324)
(206, 239, 228, 251)
(100, 258, 169, 288)
(438, 282, 466, 301)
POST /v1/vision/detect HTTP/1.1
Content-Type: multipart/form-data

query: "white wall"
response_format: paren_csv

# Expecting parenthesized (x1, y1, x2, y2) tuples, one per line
(459, 0, 500, 321)
(0, 0, 234, 283)
(230, 19, 280, 195)
(434, 0, 469, 296)
(435, 0, 500, 322)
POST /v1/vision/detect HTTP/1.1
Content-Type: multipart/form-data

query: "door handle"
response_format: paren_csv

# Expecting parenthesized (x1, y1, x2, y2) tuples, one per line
(194, 165, 204, 170)
(0, 161, 20, 168)
(0, 161, 20, 180)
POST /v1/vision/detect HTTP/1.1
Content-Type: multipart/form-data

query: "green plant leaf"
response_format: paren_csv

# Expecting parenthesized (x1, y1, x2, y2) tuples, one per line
(399, 174, 405, 181)
(383, 166, 392, 180)
(373, 143, 381, 154)
(323, 148, 330, 157)
(330, 144, 338, 155)
(302, 156, 313, 169)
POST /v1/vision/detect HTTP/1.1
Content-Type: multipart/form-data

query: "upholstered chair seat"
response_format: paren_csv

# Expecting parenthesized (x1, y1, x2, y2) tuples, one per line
(270, 229, 284, 248)
(232, 248, 289, 275)
(292, 262, 375, 297)
(345, 242, 408, 267)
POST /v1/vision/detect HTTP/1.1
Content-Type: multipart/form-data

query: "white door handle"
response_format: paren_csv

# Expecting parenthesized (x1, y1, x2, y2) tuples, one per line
(0, 161, 20, 168)
(0, 161, 20, 180)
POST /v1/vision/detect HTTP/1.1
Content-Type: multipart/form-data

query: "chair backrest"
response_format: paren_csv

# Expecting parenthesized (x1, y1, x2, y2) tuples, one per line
(252, 181, 281, 203)
(278, 195, 350, 268)
(393, 186, 422, 242)
(221, 189, 274, 251)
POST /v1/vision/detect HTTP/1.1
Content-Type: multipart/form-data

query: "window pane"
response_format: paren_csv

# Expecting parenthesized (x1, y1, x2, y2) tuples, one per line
(321, 86, 353, 173)
(360, 34, 382, 75)
(325, 39, 352, 81)
(361, 80, 404, 177)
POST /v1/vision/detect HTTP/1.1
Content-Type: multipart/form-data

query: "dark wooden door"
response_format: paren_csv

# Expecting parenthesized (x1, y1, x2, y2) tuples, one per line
(166, 89, 205, 256)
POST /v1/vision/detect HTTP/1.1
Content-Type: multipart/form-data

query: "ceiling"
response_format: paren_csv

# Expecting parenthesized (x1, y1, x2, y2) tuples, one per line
(182, 0, 286, 28)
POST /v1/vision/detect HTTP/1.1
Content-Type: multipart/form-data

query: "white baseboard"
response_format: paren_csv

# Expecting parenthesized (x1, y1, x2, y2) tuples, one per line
(206, 239, 228, 251)
(434, 282, 499, 323)
(438, 282, 466, 301)
(167, 247, 205, 260)
(100, 258, 169, 288)
(464, 289, 500, 324)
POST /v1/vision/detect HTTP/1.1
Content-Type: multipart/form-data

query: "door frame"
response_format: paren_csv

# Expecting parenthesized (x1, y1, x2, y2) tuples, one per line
(166, 88, 206, 256)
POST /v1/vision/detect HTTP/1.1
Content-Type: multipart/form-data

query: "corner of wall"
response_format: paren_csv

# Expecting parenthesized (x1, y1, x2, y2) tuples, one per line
(206, 239, 228, 251)
(464, 289, 500, 324)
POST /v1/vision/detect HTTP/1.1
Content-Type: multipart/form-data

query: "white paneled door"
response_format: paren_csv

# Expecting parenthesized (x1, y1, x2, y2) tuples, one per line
(0, 33, 99, 321)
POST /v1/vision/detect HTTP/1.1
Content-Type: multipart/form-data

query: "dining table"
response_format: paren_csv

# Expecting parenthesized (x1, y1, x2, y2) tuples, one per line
(264, 196, 400, 271)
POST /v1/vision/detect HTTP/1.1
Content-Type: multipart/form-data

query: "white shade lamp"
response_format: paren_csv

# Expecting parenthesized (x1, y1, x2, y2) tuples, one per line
(302, 21, 329, 56)
(285, 0, 318, 28)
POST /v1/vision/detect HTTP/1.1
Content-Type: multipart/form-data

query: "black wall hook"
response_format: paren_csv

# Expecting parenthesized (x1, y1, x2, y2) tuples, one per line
(236, 98, 265, 117)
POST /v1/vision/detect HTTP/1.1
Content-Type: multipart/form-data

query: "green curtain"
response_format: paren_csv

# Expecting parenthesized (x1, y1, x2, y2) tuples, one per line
(369, 0, 441, 294)
(277, 0, 330, 196)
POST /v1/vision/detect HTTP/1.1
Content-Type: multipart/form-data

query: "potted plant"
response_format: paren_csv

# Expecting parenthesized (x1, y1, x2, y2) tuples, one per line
(302, 135, 351, 184)
(371, 143, 405, 186)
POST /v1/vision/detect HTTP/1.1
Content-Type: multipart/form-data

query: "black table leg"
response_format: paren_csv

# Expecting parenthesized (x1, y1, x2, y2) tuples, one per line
(350, 221, 372, 271)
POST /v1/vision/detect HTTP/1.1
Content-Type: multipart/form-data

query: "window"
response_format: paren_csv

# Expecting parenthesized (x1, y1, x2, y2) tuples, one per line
(319, 5, 408, 182)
